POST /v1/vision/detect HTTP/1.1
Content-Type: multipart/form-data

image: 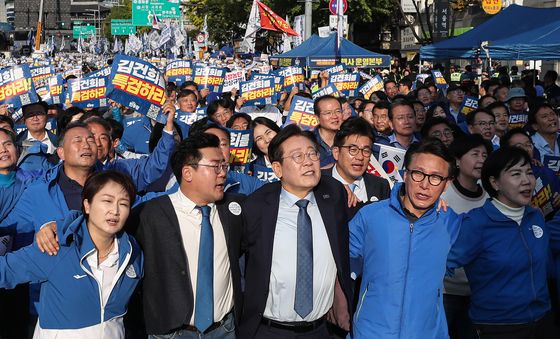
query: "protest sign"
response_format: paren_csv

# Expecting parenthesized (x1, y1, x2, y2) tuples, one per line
(543, 155, 560, 176)
(229, 129, 253, 166)
(329, 72, 360, 97)
(106, 54, 167, 124)
(239, 77, 277, 106)
(0, 64, 39, 112)
(252, 164, 279, 183)
(375, 143, 405, 184)
(532, 174, 556, 217)
(276, 66, 305, 91)
(359, 74, 384, 100)
(283, 95, 319, 130)
(165, 59, 193, 86)
(68, 76, 108, 109)
(222, 70, 245, 92)
(175, 110, 206, 126)
(253, 73, 284, 102)
(87, 66, 112, 78)
(431, 70, 448, 90)
(193, 66, 226, 93)
(30, 65, 55, 88)
(323, 64, 346, 75)
(312, 83, 340, 100)
(460, 96, 479, 115)
(36, 75, 64, 105)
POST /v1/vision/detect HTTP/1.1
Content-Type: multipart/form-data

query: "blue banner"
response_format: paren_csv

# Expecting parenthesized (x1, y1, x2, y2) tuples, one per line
(252, 163, 279, 183)
(275, 66, 305, 91)
(543, 155, 560, 176)
(239, 77, 277, 106)
(312, 83, 341, 100)
(282, 96, 318, 131)
(229, 129, 253, 166)
(329, 72, 360, 97)
(68, 76, 108, 109)
(87, 66, 112, 78)
(358, 75, 384, 100)
(106, 54, 167, 124)
(252, 73, 284, 102)
(0, 64, 40, 112)
(165, 60, 193, 86)
(460, 96, 479, 116)
(30, 65, 55, 88)
(193, 66, 226, 93)
(431, 70, 448, 90)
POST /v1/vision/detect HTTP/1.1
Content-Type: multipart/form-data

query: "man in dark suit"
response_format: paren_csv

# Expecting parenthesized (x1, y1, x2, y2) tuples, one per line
(135, 133, 243, 338)
(239, 124, 352, 339)
(323, 117, 391, 213)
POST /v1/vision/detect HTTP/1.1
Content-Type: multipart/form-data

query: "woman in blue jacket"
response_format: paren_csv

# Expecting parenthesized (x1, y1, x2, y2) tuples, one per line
(447, 147, 555, 338)
(0, 170, 143, 338)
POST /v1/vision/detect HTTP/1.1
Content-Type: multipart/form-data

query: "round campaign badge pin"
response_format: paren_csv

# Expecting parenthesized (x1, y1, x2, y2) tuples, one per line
(370, 196, 379, 202)
(229, 202, 242, 216)
(532, 225, 544, 239)
(126, 265, 137, 278)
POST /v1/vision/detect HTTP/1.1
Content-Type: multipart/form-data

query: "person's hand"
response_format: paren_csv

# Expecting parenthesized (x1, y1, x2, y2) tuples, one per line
(289, 86, 299, 96)
(437, 198, 449, 212)
(236, 96, 246, 110)
(162, 101, 176, 132)
(531, 158, 544, 167)
(344, 184, 360, 208)
(552, 192, 560, 209)
(200, 88, 210, 99)
(0, 104, 9, 116)
(36, 222, 59, 256)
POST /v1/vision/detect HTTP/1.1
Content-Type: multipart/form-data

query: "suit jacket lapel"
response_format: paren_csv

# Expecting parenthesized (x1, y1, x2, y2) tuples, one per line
(262, 184, 281, 278)
(314, 181, 341, 264)
(216, 200, 231, 247)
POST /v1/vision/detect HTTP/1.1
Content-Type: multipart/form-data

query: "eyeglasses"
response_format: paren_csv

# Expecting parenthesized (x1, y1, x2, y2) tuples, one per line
(320, 109, 343, 118)
(282, 150, 320, 164)
(430, 129, 453, 138)
(190, 162, 229, 174)
(407, 169, 448, 186)
(339, 145, 372, 157)
(474, 121, 495, 127)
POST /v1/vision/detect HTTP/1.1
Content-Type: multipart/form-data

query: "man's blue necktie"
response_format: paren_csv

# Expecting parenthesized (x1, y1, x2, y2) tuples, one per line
(194, 205, 214, 332)
(294, 199, 313, 319)
(348, 183, 357, 193)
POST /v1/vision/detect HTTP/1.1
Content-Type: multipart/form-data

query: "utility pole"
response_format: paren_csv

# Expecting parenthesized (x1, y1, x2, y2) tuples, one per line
(35, 0, 44, 51)
(304, 0, 312, 39)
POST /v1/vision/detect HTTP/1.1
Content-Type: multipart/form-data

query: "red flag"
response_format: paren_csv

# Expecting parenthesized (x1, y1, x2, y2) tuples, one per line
(256, 1, 299, 36)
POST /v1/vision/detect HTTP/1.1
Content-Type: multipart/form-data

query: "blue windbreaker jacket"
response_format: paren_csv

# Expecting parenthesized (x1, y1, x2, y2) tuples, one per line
(447, 200, 552, 324)
(0, 212, 143, 331)
(349, 183, 460, 339)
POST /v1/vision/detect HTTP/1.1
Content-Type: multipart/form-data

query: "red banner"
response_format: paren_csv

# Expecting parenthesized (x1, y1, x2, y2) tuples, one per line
(257, 1, 299, 36)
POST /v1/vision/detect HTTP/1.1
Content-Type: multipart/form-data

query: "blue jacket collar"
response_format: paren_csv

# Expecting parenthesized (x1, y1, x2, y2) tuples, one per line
(388, 182, 440, 222)
(481, 198, 535, 224)
(61, 211, 133, 267)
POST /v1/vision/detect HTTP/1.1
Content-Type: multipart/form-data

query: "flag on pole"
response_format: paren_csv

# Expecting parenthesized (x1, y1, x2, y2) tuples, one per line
(60, 36, 65, 51)
(282, 16, 292, 53)
(256, 1, 299, 36)
(241, 0, 260, 54)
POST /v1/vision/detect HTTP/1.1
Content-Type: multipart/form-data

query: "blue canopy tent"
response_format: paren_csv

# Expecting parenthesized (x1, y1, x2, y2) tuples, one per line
(270, 34, 391, 68)
(420, 5, 560, 60)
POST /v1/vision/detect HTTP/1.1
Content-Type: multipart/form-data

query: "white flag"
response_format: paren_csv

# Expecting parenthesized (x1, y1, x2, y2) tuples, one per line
(241, 0, 260, 53)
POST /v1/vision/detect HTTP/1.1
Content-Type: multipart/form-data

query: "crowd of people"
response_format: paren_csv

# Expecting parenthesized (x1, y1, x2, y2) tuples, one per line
(0, 54, 559, 339)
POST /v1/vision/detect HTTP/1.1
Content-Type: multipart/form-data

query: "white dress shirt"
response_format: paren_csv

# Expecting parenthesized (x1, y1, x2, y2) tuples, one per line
(264, 189, 337, 322)
(239, 104, 283, 126)
(169, 189, 234, 325)
(331, 165, 368, 202)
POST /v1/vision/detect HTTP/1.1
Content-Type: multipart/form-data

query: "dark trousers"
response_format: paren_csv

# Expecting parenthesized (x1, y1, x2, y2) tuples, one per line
(0, 285, 29, 339)
(474, 313, 556, 339)
(254, 321, 329, 339)
(443, 294, 477, 339)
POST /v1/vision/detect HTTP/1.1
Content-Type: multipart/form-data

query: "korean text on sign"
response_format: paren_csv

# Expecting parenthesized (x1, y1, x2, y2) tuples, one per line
(106, 55, 167, 124)
(329, 72, 360, 97)
(69, 76, 108, 109)
(0, 64, 39, 109)
(240, 77, 277, 106)
(193, 66, 226, 93)
(283, 96, 319, 131)
(229, 129, 253, 165)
